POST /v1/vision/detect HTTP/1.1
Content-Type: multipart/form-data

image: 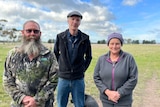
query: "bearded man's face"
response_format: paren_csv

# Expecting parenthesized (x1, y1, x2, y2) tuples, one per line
(21, 21, 42, 57)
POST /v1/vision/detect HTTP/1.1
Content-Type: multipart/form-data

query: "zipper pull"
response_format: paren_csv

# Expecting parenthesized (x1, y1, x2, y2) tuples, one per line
(112, 62, 116, 67)
(72, 43, 74, 48)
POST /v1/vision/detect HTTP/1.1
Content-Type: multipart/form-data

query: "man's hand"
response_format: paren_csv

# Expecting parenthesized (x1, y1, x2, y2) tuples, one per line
(22, 96, 37, 107)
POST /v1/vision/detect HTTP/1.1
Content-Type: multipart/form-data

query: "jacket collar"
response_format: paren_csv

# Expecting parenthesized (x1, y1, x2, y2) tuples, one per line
(62, 29, 88, 41)
(105, 50, 124, 62)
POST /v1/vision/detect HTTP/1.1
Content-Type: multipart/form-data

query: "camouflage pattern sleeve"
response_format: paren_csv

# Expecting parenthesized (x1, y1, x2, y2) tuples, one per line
(34, 52, 59, 106)
(3, 47, 26, 105)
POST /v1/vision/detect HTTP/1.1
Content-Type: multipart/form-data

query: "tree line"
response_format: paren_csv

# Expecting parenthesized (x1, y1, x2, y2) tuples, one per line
(97, 39, 157, 44)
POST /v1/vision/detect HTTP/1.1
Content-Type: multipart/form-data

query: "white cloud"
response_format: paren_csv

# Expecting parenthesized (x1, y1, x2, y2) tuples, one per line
(122, 0, 142, 6)
(0, 0, 121, 42)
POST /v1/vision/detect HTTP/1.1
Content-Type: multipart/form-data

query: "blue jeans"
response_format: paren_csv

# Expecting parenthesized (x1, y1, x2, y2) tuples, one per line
(57, 77, 85, 107)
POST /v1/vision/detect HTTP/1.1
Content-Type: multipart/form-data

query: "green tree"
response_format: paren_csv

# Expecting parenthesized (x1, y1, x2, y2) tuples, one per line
(97, 39, 106, 44)
(0, 19, 20, 42)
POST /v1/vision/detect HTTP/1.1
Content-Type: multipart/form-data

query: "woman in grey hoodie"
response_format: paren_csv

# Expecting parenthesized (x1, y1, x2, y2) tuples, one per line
(94, 32, 138, 107)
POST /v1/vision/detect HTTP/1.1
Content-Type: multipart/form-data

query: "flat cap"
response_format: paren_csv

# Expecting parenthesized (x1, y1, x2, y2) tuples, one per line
(67, 11, 83, 19)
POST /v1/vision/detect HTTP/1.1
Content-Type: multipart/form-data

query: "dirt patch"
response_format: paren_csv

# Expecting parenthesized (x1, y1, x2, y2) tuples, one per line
(140, 74, 160, 107)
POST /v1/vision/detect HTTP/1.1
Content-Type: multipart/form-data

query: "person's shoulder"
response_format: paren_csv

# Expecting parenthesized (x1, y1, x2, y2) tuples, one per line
(98, 53, 108, 60)
(40, 45, 57, 60)
(122, 51, 134, 59)
(40, 44, 55, 55)
(123, 51, 132, 56)
(79, 30, 89, 37)
(57, 29, 68, 36)
(40, 44, 51, 54)
(7, 46, 20, 57)
(79, 30, 90, 41)
(57, 31, 65, 35)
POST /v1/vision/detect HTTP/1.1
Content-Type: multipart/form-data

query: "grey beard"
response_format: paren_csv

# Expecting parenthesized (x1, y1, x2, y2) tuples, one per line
(21, 38, 42, 57)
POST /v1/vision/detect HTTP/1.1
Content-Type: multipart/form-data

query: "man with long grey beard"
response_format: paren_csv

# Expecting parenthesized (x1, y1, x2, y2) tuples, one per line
(3, 20, 59, 107)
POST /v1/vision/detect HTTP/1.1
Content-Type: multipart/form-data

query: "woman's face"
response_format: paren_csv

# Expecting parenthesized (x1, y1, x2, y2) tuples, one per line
(108, 38, 122, 54)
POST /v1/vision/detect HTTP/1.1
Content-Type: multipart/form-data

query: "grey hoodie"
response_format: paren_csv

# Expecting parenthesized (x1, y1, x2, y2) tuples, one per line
(94, 50, 138, 105)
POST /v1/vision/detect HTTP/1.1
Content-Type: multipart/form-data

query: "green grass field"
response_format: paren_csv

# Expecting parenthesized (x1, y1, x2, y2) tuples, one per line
(0, 43, 160, 107)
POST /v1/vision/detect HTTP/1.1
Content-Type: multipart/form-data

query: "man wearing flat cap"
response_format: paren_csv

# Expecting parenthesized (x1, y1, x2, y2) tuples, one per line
(54, 11, 92, 107)
(67, 11, 83, 19)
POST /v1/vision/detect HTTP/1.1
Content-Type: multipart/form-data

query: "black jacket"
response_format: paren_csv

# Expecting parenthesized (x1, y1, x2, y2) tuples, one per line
(54, 29, 92, 80)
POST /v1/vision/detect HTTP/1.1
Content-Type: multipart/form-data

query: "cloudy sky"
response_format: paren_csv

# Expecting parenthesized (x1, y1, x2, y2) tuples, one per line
(0, 0, 160, 43)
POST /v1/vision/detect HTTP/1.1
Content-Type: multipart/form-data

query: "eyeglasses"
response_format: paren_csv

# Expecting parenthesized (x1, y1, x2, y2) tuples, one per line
(25, 29, 40, 34)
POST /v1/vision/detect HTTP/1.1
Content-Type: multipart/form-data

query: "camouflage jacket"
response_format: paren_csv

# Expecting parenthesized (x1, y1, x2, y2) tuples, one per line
(3, 45, 58, 107)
